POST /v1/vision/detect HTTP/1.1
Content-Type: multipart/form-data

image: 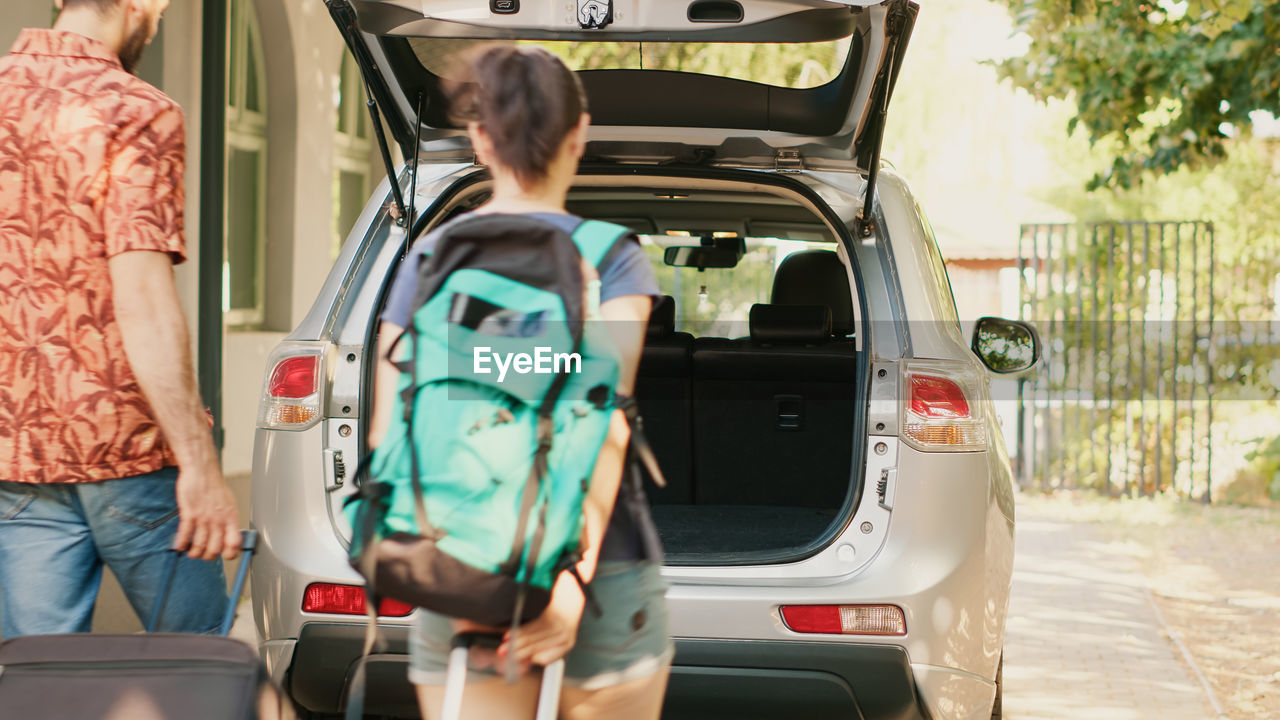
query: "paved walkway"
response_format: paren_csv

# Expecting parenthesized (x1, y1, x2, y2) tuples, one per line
(230, 596, 255, 645)
(1003, 509, 1220, 719)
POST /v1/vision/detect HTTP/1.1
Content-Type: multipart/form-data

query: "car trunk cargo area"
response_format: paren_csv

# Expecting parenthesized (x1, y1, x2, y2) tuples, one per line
(632, 255, 859, 562)
(371, 171, 867, 564)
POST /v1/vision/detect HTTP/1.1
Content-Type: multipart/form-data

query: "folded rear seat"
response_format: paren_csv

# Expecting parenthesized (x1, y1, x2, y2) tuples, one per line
(634, 295, 694, 504)
(691, 250, 857, 509)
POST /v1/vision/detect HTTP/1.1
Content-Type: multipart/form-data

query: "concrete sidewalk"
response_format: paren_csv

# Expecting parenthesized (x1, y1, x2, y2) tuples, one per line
(230, 596, 255, 645)
(1003, 508, 1220, 720)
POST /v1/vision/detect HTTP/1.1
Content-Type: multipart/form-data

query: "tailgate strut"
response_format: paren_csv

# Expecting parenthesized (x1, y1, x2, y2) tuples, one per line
(326, 0, 408, 225)
(855, 3, 915, 238)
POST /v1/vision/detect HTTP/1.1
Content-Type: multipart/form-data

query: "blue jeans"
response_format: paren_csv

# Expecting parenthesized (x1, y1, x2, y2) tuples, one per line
(0, 467, 228, 638)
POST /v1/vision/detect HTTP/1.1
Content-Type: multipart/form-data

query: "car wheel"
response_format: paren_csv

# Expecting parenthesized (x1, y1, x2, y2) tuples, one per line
(990, 653, 1003, 719)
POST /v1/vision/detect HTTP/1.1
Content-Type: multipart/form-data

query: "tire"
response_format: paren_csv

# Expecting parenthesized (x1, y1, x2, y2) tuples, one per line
(990, 653, 1003, 719)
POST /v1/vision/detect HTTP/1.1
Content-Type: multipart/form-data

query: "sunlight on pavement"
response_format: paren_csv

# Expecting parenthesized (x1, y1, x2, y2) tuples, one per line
(1002, 514, 1219, 719)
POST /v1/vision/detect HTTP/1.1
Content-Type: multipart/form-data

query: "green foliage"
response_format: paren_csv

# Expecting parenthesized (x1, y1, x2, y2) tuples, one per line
(1056, 140, 1280, 400)
(994, 0, 1280, 189)
(1243, 435, 1280, 502)
(1021, 139, 1280, 500)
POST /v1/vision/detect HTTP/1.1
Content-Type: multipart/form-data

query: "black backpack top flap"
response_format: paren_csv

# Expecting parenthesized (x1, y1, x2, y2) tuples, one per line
(410, 214, 587, 327)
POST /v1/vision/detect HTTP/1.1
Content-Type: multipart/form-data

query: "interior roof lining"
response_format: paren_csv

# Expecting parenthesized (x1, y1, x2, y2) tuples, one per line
(426, 175, 843, 239)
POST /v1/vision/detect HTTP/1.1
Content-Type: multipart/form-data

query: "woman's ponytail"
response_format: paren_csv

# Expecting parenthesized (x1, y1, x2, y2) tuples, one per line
(446, 45, 587, 186)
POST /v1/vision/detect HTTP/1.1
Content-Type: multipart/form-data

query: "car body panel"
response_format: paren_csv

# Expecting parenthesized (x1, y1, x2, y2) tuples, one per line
(874, 168, 970, 360)
(663, 447, 1009, 677)
(278, 628, 930, 719)
(252, 156, 1015, 719)
(911, 664, 998, 720)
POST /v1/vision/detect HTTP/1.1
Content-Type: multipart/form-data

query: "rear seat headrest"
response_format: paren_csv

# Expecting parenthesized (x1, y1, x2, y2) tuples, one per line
(771, 250, 854, 336)
(647, 295, 676, 338)
(749, 304, 832, 345)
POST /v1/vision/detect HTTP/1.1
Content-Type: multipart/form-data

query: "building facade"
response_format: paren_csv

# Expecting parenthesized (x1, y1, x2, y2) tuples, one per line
(2, 1, 389, 480)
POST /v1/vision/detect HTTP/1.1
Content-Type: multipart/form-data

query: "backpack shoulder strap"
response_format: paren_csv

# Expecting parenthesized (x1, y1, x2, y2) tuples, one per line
(570, 220, 636, 270)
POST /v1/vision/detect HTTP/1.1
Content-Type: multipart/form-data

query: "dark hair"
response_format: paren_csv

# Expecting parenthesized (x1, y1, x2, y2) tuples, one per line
(445, 45, 587, 186)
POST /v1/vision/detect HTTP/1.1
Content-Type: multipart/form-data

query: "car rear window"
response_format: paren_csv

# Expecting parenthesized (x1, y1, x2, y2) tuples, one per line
(639, 234, 841, 337)
(408, 37, 855, 90)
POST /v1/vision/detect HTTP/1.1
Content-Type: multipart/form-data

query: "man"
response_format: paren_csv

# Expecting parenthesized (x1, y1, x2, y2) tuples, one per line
(0, 0, 241, 638)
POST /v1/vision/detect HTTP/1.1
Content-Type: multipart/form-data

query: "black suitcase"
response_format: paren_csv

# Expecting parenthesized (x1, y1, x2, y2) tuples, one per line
(0, 530, 275, 720)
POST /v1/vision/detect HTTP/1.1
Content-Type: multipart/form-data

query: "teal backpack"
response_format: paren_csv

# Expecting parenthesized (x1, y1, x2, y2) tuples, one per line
(345, 214, 663, 640)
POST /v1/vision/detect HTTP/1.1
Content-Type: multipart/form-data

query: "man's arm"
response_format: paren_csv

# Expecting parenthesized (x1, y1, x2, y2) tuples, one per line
(109, 250, 240, 561)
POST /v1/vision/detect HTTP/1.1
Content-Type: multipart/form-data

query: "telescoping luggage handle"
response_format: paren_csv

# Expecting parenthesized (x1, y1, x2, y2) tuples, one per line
(146, 529, 259, 636)
(441, 632, 565, 720)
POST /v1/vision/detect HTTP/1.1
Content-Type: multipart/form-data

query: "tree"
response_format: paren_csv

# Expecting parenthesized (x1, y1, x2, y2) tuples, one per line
(995, 0, 1280, 189)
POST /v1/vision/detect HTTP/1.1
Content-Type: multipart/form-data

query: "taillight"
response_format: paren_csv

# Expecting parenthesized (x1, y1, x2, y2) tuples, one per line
(780, 605, 906, 636)
(268, 356, 317, 398)
(258, 346, 323, 429)
(908, 375, 970, 418)
(302, 583, 414, 617)
(901, 362, 987, 451)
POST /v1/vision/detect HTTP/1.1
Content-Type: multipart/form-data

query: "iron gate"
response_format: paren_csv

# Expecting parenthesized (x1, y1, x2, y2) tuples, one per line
(1015, 221, 1218, 500)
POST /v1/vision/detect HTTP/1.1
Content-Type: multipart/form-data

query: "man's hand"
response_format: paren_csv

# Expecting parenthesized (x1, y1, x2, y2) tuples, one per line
(174, 462, 242, 561)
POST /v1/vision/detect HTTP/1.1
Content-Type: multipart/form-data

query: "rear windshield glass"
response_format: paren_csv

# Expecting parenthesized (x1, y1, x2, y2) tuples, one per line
(639, 234, 841, 337)
(409, 37, 854, 89)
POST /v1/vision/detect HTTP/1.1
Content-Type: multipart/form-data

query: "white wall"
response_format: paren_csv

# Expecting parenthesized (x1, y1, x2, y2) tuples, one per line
(946, 265, 1010, 321)
(160, 1, 206, 348)
(0, 6, 54, 53)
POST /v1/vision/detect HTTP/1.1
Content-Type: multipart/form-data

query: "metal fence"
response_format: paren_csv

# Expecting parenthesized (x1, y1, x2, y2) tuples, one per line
(1016, 221, 1220, 500)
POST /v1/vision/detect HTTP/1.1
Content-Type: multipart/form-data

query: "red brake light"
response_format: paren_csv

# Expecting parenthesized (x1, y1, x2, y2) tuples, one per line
(268, 356, 318, 399)
(780, 605, 906, 636)
(780, 605, 843, 634)
(302, 583, 413, 617)
(908, 375, 970, 419)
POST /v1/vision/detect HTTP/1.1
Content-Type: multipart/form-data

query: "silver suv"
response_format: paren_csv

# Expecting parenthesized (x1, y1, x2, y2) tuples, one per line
(250, 1, 1039, 718)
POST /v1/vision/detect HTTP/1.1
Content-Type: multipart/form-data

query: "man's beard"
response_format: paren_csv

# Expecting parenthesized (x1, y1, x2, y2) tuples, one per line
(118, 22, 151, 75)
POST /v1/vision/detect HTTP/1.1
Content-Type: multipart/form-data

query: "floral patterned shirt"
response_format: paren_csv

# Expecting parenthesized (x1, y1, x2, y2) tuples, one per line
(0, 29, 185, 483)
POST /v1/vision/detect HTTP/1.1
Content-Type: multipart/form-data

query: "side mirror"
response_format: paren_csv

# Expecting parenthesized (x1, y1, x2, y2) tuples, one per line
(971, 317, 1041, 374)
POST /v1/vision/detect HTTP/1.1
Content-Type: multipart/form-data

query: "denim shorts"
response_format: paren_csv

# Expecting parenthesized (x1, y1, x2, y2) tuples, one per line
(408, 560, 672, 690)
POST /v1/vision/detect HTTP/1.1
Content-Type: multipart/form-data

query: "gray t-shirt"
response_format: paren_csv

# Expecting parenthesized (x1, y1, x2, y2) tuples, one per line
(381, 212, 659, 328)
(379, 212, 663, 562)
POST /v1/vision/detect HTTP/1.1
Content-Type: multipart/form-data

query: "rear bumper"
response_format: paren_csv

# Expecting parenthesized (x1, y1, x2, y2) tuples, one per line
(283, 625, 926, 719)
(666, 639, 926, 720)
(286, 623, 415, 716)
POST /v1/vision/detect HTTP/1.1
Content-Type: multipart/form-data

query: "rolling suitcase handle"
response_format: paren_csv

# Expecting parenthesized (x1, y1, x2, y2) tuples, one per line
(146, 529, 259, 636)
(442, 632, 565, 720)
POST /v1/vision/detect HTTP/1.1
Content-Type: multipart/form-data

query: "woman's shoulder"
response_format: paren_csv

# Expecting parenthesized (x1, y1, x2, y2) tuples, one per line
(598, 233, 659, 303)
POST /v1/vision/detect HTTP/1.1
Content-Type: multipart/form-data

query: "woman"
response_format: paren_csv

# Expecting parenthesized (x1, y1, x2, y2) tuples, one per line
(367, 45, 670, 720)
